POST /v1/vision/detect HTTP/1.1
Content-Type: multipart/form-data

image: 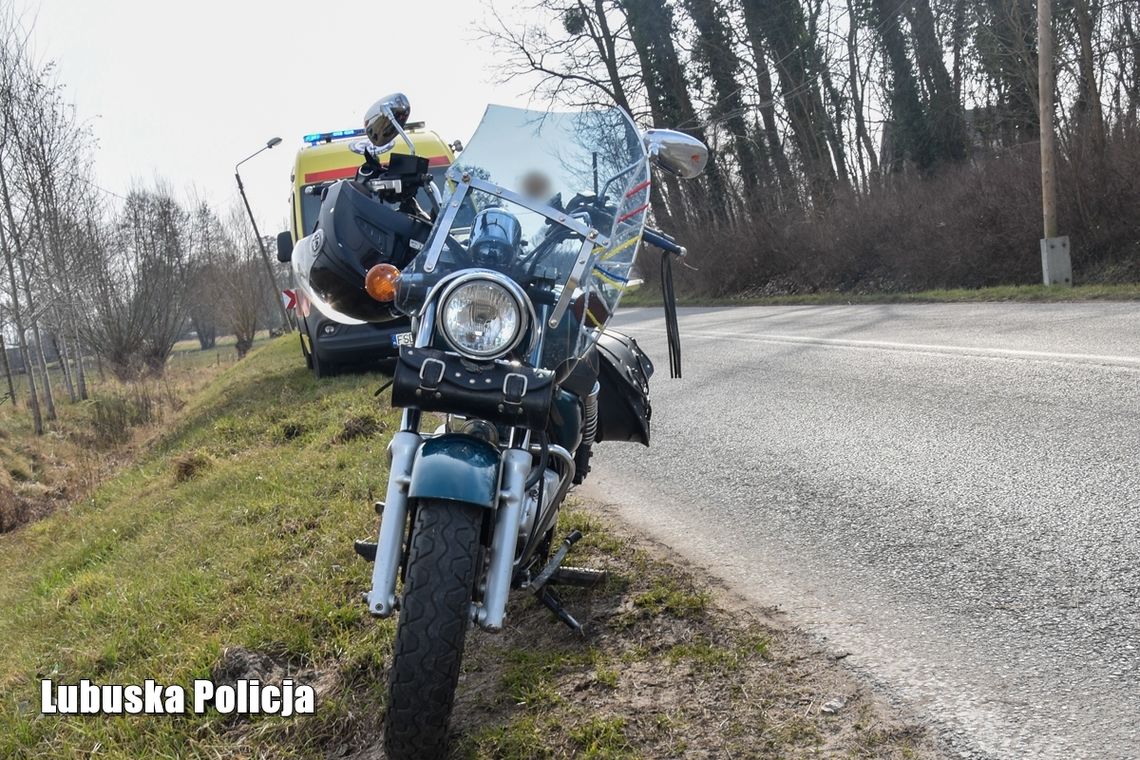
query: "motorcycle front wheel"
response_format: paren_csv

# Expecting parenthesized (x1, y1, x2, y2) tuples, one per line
(383, 499, 482, 760)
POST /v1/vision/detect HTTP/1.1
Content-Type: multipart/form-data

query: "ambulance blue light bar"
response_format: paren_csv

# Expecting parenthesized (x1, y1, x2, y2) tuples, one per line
(302, 128, 367, 145)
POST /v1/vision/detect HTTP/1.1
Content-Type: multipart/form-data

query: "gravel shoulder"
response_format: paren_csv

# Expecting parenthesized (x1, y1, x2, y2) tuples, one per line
(442, 498, 945, 759)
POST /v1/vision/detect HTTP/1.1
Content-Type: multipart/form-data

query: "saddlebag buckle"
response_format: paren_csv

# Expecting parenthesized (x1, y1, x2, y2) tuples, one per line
(418, 357, 446, 390)
(503, 372, 528, 405)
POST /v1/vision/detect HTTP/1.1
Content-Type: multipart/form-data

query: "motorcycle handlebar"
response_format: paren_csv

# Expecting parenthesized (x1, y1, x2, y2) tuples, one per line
(396, 226, 686, 306)
(643, 227, 686, 257)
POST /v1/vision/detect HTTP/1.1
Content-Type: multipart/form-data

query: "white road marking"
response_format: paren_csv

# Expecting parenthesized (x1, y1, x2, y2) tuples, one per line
(636, 326, 1140, 368)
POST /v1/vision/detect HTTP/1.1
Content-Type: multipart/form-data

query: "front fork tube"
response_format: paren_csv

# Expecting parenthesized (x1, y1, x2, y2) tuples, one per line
(367, 435, 531, 632)
(475, 448, 531, 631)
(366, 430, 421, 617)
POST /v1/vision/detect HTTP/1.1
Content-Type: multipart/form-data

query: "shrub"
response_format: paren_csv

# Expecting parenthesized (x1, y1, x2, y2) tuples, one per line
(90, 387, 157, 445)
(663, 134, 1140, 296)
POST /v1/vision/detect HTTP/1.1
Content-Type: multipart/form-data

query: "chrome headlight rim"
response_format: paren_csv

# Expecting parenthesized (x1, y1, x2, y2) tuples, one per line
(435, 271, 535, 361)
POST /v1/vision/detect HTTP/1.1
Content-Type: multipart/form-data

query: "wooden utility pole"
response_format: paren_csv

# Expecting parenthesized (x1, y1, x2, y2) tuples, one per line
(1038, 0, 1072, 285)
(1039, 0, 1057, 240)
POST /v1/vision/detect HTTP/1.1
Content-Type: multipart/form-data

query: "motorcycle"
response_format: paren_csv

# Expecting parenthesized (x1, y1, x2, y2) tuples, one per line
(291, 94, 707, 759)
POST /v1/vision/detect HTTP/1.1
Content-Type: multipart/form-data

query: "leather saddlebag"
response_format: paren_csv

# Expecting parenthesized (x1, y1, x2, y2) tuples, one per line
(391, 346, 556, 429)
(594, 330, 653, 445)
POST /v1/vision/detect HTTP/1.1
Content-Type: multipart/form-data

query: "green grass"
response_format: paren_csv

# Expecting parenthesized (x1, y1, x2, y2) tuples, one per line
(500, 647, 599, 710)
(568, 716, 634, 759)
(1, 334, 936, 759)
(664, 632, 771, 672)
(620, 281, 1140, 307)
(0, 336, 398, 758)
(630, 576, 710, 619)
(459, 715, 555, 760)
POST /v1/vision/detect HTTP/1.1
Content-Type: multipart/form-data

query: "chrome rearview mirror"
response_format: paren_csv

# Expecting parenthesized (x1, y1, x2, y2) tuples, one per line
(364, 93, 414, 155)
(643, 129, 708, 180)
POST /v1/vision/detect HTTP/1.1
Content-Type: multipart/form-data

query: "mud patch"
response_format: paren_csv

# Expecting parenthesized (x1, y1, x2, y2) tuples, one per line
(210, 646, 340, 735)
(0, 483, 51, 533)
(333, 414, 382, 444)
(172, 451, 212, 482)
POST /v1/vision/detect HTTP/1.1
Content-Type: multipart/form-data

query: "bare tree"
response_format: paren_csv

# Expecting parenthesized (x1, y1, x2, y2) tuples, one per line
(739, 0, 839, 204)
(221, 207, 264, 358)
(0, 8, 41, 432)
(79, 183, 191, 379)
(187, 201, 227, 350)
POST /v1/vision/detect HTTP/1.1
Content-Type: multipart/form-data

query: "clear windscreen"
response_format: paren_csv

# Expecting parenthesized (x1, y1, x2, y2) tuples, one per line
(397, 105, 650, 371)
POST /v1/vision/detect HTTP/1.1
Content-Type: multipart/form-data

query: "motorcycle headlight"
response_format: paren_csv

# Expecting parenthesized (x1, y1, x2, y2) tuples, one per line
(439, 279, 526, 359)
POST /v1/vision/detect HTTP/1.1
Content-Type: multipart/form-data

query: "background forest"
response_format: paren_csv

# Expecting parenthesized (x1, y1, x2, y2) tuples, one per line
(486, 0, 1140, 295)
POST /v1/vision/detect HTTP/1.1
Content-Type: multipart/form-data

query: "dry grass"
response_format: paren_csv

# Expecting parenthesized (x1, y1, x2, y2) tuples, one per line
(0, 333, 271, 534)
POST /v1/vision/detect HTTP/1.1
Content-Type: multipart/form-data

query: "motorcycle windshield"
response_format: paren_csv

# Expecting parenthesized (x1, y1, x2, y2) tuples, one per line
(397, 105, 650, 372)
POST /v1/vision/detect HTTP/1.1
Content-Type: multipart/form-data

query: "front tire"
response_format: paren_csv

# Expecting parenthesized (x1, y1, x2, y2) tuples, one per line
(384, 500, 483, 760)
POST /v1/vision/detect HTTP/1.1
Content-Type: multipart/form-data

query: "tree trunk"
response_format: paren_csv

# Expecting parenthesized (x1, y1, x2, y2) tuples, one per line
(53, 331, 76, 402)
(871, 0, 933, 171)
(951, 0, 967, 104)
(6, 163, 59, 420)
(740, 0, 837, 206)
(19, 257, 56, 421)
(908, 0, 969, 163)
(0, 231, 40, 434)
(621, 0, 728, 222)
(0, 158, 42, 433)
(1123, 11, 1140, 132)
(72, 313, 88, 400)
(845, 0, 879, 184)
(25, 185, 76, 402)
(682, 0, 769, 197)
(0, 333, 16, 406)
(587, 0, 636, 115)
(743, 29, 796, 202)
(820, 67, 851, 187)
(1072, 0, 1105, 152)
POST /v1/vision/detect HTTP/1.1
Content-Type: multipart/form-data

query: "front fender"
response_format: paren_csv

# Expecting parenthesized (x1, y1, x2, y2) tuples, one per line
(407, 434, 502, 508)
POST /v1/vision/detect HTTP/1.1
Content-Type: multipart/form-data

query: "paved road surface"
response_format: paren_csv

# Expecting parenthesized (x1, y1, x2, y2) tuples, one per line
(587, 304, 1140, 759)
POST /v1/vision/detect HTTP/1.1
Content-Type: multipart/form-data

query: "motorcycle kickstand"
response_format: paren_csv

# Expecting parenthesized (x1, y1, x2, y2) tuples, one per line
(537, 586, 583, 636)
(531, 530, 609, 590)
(531, 530, 583, 590)
(530, 530, 605, 636)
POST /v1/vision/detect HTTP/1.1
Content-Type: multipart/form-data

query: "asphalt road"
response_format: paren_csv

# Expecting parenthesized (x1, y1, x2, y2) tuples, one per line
(586, 303, 1140, 760)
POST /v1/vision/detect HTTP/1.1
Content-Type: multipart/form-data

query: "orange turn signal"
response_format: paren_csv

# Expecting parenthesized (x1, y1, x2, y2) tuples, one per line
(364, 263, 400, 302)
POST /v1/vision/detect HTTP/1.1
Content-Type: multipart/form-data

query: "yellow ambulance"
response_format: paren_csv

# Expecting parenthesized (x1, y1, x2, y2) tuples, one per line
(279, 124, 458, 377)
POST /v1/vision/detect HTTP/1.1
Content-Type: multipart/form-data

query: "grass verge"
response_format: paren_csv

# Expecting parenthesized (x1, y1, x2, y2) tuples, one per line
(620, 282, 1140, 308)
(0, 334, 272, 533)
(0, 336, 939, 758)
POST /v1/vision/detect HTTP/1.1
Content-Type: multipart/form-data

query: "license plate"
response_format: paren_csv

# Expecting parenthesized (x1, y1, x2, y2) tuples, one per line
(391, 332, 413, 347)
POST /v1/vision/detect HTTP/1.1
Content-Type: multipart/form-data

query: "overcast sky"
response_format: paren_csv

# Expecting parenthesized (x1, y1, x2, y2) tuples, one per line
(24, 0, 535, 233)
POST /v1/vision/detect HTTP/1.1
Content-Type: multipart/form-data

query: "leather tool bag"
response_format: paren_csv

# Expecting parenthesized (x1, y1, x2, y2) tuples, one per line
(594, 330, 654, 445)
(391, 346, 556, 429)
